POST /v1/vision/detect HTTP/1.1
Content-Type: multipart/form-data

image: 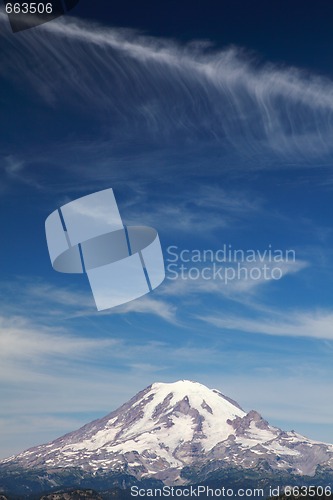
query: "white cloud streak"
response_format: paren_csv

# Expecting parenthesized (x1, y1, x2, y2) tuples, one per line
(1, 12, 333, 161)
(162, 258, 308, 298)
(0, 279, 177, 324)
(0, 314, 117, 366)
(199, 308, 333, 340)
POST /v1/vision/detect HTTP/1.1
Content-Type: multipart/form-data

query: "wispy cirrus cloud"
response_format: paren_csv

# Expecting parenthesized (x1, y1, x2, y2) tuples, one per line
(1, 11, 333, 163)
(3, 10, 333, 200)
(124, 185, 263, 233)
(199, 307, 333, 340)
(162, 257, 308, 298)
(115, 295, 177, 323)
(0, 278, 177, 324)
(0, 314, 117, 366)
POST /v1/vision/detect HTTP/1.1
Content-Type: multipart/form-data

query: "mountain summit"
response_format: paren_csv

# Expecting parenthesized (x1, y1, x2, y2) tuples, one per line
(2, 380, 333, 485)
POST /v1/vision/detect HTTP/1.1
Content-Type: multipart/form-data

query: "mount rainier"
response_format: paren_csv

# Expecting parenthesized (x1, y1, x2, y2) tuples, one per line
(1, 380, 332, 497)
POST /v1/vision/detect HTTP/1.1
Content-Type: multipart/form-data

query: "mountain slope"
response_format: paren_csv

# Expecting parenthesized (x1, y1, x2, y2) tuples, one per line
(1, 380, 333, 486)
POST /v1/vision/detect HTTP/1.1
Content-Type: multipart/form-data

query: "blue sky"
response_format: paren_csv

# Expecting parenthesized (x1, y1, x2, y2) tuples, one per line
(1, 1, 333, 458)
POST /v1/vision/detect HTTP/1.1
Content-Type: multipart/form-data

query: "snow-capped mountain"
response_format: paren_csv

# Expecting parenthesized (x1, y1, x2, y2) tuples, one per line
(2, 380, 333, 486)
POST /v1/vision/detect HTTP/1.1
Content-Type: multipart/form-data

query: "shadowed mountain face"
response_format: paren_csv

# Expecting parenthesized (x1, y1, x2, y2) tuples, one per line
(1, 380, 333, 487)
